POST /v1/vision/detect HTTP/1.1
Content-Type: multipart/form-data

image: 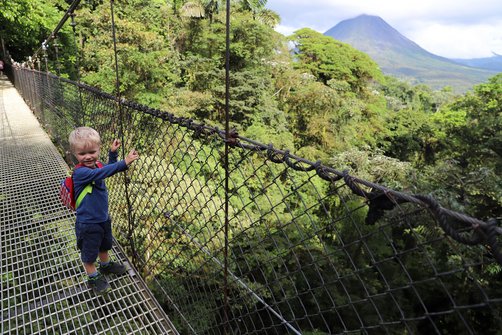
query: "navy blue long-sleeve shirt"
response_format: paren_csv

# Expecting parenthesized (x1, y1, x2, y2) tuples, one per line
(73, 150, 128, 223)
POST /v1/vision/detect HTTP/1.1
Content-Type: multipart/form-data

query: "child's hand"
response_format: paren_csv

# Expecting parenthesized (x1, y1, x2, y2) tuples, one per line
(110, 139, 121, 152)
(125, 149, 139, 166)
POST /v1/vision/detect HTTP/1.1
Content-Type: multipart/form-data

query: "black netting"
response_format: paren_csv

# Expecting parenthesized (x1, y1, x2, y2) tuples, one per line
(11, 67, 502, 335)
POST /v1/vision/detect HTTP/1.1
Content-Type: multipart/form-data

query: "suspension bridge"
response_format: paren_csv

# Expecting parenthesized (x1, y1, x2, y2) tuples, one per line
(0, 61, 500, 334)
(1, 1, 502, 334)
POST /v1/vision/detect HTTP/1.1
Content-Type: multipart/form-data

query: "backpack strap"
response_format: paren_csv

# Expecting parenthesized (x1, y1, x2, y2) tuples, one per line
(74, 161, 104, 209)
(76, 184, 94, 208)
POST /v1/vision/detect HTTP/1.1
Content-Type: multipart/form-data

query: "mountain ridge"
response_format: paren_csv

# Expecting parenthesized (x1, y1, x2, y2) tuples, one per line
(452, 53, 502, 72)
(324, 14, 498, 92)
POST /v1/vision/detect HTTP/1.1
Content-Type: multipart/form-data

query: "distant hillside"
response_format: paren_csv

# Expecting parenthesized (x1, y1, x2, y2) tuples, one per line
(452, 54, 502, 72)
(324, 14, 498, 92)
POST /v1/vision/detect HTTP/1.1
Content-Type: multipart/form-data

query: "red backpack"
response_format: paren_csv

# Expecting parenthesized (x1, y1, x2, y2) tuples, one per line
(60, 162, 104, 210)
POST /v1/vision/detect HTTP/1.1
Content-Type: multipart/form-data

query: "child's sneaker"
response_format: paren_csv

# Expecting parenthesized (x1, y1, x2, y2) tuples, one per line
(87, 273, 111, 295)
(99, 261, 127, 276)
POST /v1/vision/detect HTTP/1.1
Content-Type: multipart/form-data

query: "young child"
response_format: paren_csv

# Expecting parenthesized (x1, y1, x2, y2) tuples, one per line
(69, 127, 139, 294)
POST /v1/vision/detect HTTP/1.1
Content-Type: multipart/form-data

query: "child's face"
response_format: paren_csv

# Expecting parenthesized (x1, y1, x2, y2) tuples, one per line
(73, 142, 101, 168)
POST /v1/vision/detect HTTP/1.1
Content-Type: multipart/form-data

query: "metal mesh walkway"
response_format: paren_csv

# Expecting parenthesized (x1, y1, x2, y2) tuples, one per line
(0, 76, 177, 335)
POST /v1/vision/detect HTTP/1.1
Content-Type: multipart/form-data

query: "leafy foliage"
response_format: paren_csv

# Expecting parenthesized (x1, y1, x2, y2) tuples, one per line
(0, 0, 69, 62)
(420, 74, 502, 218)
(291, 28, 384, 93)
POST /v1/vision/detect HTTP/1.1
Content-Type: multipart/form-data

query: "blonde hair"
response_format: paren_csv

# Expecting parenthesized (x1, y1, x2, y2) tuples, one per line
(69, 127, 101, 152)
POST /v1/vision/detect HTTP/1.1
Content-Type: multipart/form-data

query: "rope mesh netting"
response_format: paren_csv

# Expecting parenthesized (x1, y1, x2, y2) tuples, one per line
(9, 67, 502, 334)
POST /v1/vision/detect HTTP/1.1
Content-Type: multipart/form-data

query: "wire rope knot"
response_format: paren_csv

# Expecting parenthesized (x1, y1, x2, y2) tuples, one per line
(316, 164, 342, 182)
(415, 195, 502, 265)
(415, 194, 473, 243)
(284, 155, 317, 172)
(267, 145, 285, 164)
(225, 129, 239, 146)
(343, 170, 367, 198)
(480, 218, 502, 265)
(193, 124, 206, 138)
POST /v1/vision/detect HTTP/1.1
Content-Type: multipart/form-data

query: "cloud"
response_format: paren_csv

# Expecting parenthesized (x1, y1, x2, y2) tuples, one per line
(267, 0, 502, 58)
(275, 24, 297, 37)
(406, 21, 502, 59)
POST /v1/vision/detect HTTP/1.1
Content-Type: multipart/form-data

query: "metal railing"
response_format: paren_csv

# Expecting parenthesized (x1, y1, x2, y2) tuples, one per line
(11, 66, 502, 334)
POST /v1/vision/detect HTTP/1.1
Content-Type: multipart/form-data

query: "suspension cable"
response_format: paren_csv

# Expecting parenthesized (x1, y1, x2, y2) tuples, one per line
(224, 0, 231, 333)
(109, 0, 136, 264)
(32, 0, 82, 60)
(69, 12, 85, 123)
(69, 13, 81, 83)
(53, 35, 61, 76)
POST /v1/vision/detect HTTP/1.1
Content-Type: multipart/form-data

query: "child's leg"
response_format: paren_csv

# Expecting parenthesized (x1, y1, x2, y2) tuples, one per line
(83, 262, 98, 275)
(76, 222, 111, 293)
(76, 222, 102, 275)
(98, 251, 110, 263)
(98, 250, 126, 275)
(84, 260, 110, 294)
(97, 219, 126, 275)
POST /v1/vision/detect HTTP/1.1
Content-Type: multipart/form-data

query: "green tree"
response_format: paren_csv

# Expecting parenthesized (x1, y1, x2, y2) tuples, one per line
(379, 77, 456, 164)
(0, 0, 67, 61)
(423, 74, 502, 218)
(77, 0, 181, 104)
(290, 28, 384, 95)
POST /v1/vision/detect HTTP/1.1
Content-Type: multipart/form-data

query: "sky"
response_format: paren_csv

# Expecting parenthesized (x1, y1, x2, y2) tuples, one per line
(266, 0, 502, 59)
